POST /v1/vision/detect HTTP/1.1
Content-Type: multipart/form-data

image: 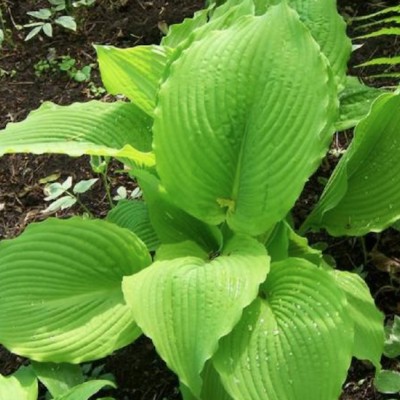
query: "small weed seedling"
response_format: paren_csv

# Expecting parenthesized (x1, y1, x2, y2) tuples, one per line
(23, 5, 76, 41)
(34, 49, 93, 82)
(42, 176, 98, 215)
(373, 316, 400, 395)
(23, 0, 97, 41)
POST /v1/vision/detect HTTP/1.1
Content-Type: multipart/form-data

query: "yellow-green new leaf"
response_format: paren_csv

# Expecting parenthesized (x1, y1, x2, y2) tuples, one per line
(0, 101, 155, 168)
(122, 235, 270, 397)
(302, 92, 400, 236)
(96, 45, 172, 116)
(0, 217, 151, 362)
(214, 259, 354, 400)
(154, 3, 337, 236)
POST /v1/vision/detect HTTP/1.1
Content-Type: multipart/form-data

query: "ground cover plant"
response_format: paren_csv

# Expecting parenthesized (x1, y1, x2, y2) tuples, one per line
(0, 0, 399, 398)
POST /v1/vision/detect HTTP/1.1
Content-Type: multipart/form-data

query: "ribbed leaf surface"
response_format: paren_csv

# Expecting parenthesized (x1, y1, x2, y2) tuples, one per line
(253, 0, 351, 87)
(154, 3, 337, 236)
(331, 270, 384, 368)
(214, 259, 353, 400)
(336, 76, 386, 131)
(96, 45, 171, 116)
(107, 200, 160, 251)
(162, 0, 254, 49)
(122, 236, 269, 397)
(0, 217, 151, 362)
(0, 101, 154, 168)
(303, 92, 400, 236)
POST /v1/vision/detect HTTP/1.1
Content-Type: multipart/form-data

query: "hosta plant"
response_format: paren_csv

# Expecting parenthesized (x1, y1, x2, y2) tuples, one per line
(0, 0, 397, 398)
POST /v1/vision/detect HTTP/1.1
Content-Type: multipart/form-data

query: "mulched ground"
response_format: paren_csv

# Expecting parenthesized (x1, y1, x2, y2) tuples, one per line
(0, 0, 399, 398)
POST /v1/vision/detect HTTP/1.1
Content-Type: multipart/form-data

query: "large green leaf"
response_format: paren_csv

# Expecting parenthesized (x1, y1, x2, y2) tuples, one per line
(154, 3, 337, 236)
(330, 270, 384, 368)
(252, 0, 351, 88)
(134, 169, 222, 253)
(336, 76, 386, 131)
(122, 235, 269, 397)
(302, 92, 400, 236)
(96, 45, 171, 116)
(0, 217, 151, 362)
(106, 200, 161, 252)
(214, 258, 354, 400)
(0, 101, 155, 168)
(0, 367, 38, 400)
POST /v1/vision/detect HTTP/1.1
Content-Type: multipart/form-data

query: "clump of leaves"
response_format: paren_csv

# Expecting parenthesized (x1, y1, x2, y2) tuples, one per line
(0, 0, 398, 399)
(34, 49, 93, 83)
(0, 362, 115, 400)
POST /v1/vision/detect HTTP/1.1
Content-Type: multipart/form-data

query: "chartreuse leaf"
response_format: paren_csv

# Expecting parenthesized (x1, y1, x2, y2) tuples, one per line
(214, 258, 353, 400)
(265, 220, 323, 266)
(106, 200, 160, 251)
(330, 270, 384, 368)
(154, 3, 337, 236)
(180, 362, 233, 400)
(55, 379, 116, 400)
(302, 92, 400, 236)
(336, 76, 386, 131)
(155, 241, 208, 261)
(31, 361, 84, 397)
(122, 235, 269, 397)
(161, 8, 209, 47)
(0, 217, 151, 362)
(162, 0, 254, 49)
(0, 366, 38, 400)
(134, 169, 222, 253)
(96, 45, 172, 116)
(0, 101, 155, 168)
(252, 0, 351, 88)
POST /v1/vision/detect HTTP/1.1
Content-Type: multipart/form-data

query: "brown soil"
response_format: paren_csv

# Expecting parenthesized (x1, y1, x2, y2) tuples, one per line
(0, 0, 399, 399)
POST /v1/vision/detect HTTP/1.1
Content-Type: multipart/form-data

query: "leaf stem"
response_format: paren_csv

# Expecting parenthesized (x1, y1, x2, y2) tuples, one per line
(101, 172, 114, 208)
